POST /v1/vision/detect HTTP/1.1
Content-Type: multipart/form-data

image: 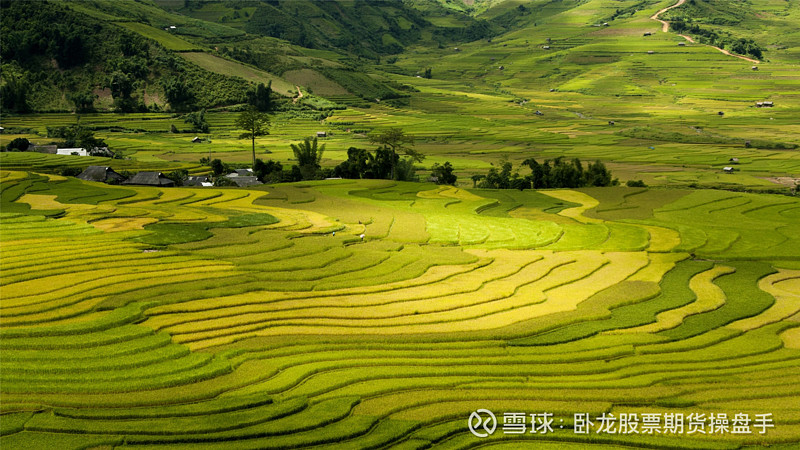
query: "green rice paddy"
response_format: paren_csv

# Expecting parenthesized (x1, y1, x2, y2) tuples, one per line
(1, 170, 798, 448)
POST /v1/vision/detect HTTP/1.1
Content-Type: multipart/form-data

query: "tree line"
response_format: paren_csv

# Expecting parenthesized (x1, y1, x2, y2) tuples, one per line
(474, 157, 617, 190)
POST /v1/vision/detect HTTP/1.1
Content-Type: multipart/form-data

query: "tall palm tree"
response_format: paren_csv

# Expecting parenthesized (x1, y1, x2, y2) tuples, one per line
(290, 137, 325, 180)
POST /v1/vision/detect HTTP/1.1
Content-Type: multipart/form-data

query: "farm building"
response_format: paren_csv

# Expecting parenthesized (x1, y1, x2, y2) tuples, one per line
(184, 176, 212, 187)
(31, 144, 57, 154)
(756, 101, 774, 107)
(752, 66, 759, 70)
(191, 137, 203, 143)
(644, 32, 652, 36)
(227, 169, 255, 177)
(542, 46, 550, 50)
(57, 148, 87, 156)
(77, 166, 126, 184)
(678, 42, 686, 46)
(723, 167, 735, 173)
(647, 50, 655, 54)
(228, 176, 262, 187)
(730, 157, 740, 164)
(316, 131, 327, 138)
(123, 172, 175, 187)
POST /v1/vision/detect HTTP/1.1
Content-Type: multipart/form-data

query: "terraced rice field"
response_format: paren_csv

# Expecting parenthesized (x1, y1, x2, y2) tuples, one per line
(2, 171, 799, 449)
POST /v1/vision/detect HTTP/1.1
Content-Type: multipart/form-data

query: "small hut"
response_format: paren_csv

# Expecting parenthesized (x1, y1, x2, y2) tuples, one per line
(723, 167, 735, 173)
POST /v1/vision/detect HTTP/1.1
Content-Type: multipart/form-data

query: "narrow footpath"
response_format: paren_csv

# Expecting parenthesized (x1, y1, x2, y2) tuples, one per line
(650, 0, 760, 64)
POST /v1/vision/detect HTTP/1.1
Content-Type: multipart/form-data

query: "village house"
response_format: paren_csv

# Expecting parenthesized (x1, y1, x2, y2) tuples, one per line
(31, 144, 57, 154)
(228, 176, 262, 187)
(77, 166, 126, 184)
(226, 168, 255, 177)
(184, 176, 213, 187)
(123, 172, 175, 187)
(57, 148, 87, 156)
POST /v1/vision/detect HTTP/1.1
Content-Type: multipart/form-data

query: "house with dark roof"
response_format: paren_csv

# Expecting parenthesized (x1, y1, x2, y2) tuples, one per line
(184, 176, 212, 187)
(31, 145, 57, 154)
(123, 172, 175, 187)
(229, 176, 262, 187)
(77, 166, 126, 184)
(227, 169, 255, 177)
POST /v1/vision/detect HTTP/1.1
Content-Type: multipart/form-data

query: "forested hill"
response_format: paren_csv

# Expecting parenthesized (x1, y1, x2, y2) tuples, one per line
(0, 0, 251, 113)
(2, 0, 794, 114)
(0, 0, 496, 113)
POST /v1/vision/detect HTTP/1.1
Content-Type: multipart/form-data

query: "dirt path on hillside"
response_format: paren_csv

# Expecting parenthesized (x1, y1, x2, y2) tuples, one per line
(293, 85, 304, 103)
(651, 0, 687, 32)
(651, 0, 760, 64)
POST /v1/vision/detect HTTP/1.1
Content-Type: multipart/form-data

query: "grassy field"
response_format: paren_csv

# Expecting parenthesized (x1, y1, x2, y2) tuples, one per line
(1, 0, 799, 448)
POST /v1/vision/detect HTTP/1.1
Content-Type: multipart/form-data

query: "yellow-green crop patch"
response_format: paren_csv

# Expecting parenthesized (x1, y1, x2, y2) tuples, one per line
(3, 170, 798, 447)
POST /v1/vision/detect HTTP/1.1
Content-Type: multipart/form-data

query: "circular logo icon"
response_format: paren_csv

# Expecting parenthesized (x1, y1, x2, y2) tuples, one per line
(468, 409, 497, 437)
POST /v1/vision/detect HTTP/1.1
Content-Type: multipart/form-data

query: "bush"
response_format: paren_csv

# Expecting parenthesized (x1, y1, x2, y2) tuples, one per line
(6, 137, 29, 151)
(626, 180, 647, 187)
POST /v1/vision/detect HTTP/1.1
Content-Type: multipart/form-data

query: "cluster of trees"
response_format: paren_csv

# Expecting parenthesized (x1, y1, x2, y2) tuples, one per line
(332, 128, 421, 181)
(670, 19, 764, 59)
(431, 162, 457, 186)
(475, 157, 616, 190)
(46, 124, 110, 155)
(2, 124, 115, 157)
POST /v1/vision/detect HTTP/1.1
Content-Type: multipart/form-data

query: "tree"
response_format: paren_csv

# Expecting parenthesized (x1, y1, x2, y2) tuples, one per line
(6, 137, 30, 152)
(290, 137, 325, 180)
(254, 158, 283, 183)
(184, 109, 209, 133)
(110, 70, 135, 111)
(235, 106, 270, 169)
(431, 162, 457, 186)
(369, 127, 423, 180)
(247, 82, 272, 112)
(210, 158, 226, 176)
(163, 77, 194, 111)
(68, 90, 96, 113)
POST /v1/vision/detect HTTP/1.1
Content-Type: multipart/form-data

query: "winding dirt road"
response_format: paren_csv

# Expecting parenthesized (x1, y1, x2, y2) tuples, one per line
(650, 0, 760, 64)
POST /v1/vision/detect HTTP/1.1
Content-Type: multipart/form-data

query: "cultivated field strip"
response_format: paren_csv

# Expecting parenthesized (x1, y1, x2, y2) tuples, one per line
(1, 172, 799, 448)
